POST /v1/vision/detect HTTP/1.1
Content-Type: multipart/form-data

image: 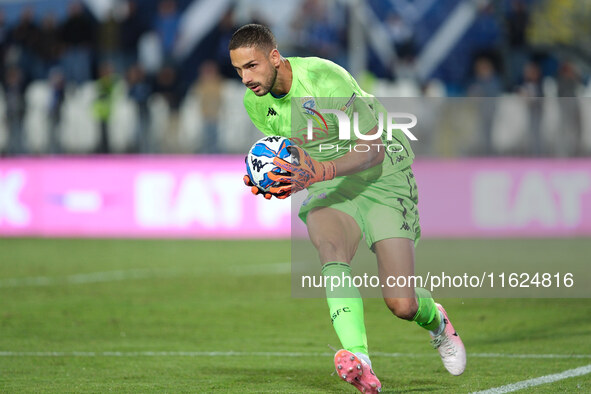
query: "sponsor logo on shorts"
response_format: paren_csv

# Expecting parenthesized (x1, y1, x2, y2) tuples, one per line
(302, 193, 327, 206)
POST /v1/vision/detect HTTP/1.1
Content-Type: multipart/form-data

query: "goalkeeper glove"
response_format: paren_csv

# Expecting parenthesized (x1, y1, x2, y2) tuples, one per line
(269, 145, 336, 194)
(243, 174, 290, 200)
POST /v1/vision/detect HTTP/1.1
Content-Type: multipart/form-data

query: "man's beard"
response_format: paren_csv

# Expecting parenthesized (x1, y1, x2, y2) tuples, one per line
(249, 67, 278, 96)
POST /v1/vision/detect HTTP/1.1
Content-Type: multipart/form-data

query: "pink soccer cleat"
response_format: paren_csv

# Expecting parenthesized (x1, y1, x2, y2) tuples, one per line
(334, 349, 381, 393)
(430, 303, 466, 376)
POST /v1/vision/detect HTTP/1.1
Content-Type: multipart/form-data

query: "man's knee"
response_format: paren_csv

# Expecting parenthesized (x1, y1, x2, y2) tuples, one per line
(384, 297, 418, 320)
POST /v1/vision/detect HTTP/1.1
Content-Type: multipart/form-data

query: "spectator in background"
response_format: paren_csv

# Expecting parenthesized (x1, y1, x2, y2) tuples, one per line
(385, 12, 416, 79)
(468, 57, 502, 97)
(138, 30, 163, 78)
(8, 7, 43, 80)
(126, 64, 152, 153)
(213, 8, 238, 79)
(506, 0, 530, 89)
(154, 0, 180, 63)
(386, 13, 415, 62)
(307, 14, 341, 62)
(470, 3, 502, 79)
(0, 11, 8, 83)
(37, 14, 63, 78)
(120, 0, 146, 69)
(291, 0, 344, 62)
(468, 57, 502, 155)
(153, 64, 181, 152)
(291, 0, 318, 56)
(60, 1, 95, 85)
(519, 61, 544, 156)
(556, 61, 583, 156)
(4, 66, 26, 155)
(48, 67, 65, 154)
(93, 62, 119, 154)
(97, 8, 123, 73)
(194, 60, 222, 154)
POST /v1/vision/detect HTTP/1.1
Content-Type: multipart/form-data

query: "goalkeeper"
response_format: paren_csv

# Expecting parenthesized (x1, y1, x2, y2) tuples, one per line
(229, 24, 466, 393)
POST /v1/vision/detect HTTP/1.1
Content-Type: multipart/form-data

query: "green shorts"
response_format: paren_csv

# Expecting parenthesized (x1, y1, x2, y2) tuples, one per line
(299, 165, 421, 250)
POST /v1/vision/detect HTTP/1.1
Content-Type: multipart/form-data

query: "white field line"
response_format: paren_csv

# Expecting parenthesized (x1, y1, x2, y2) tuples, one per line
(231, 262, 291, 275)
(0, 351, 589, 360)
(0, 269, 177, 288)
(0, 263, 291, 288)
(2, 351, 588, 392)
(473, 364, 591, 394)
(465, 353, 591, 360)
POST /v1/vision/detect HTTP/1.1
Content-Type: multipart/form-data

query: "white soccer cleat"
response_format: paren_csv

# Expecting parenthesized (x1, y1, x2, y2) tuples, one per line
(430, 303, 466, 376)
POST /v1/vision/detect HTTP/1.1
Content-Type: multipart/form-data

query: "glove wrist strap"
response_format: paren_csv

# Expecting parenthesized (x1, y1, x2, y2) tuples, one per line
(323, 161, 336, 181)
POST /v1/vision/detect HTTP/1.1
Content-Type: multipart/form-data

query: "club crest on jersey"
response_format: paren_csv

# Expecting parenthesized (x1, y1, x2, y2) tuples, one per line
(301, 97, 316, 115)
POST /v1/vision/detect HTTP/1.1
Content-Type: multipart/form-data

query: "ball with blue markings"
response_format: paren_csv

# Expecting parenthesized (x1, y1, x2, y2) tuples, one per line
(246, 136, 292, 192)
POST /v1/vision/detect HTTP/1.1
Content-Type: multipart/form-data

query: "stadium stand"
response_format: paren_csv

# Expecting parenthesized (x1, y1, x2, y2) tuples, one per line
(0, 0, 589, 157)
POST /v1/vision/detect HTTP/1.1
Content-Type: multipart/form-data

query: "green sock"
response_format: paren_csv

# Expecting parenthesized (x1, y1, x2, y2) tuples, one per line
(412, 287, 442, 332)
(322, 262, 368, 355)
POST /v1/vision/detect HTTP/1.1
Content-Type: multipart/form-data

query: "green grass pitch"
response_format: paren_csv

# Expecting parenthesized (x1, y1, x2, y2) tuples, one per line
(0, 238, 590, 393)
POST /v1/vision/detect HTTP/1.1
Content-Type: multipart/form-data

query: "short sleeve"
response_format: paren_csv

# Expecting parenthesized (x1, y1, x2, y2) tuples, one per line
(316, 62, 379, 137)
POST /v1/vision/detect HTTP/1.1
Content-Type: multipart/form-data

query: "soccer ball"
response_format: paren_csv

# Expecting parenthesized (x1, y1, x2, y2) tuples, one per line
(246, 136, 292, 192)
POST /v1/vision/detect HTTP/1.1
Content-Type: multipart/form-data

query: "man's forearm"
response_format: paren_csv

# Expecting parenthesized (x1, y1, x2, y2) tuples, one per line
(331, 126, 385, 177)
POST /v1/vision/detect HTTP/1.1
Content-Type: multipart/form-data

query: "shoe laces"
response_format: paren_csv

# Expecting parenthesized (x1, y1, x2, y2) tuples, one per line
(430, 334, 457, 357)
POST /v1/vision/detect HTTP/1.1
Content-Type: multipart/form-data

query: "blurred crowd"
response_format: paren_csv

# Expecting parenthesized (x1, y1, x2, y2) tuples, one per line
(0, 0, 589, 157)
(0, 0, 194, 155)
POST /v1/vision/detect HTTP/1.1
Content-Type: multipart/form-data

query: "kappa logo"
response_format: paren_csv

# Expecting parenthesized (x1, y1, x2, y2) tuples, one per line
(267, 107, 278, 116)
(302, 194, 313, 206)
(397, 198, 407, 219)
(250, 157, 265, 172)
(302, 192, 328, 207)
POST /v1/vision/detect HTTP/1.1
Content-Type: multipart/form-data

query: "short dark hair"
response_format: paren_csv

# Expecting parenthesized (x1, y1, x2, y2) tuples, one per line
(228, 23, 277, 53)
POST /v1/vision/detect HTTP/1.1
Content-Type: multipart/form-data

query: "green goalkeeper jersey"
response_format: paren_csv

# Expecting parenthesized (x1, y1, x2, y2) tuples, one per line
(243, 56, 414, 179)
